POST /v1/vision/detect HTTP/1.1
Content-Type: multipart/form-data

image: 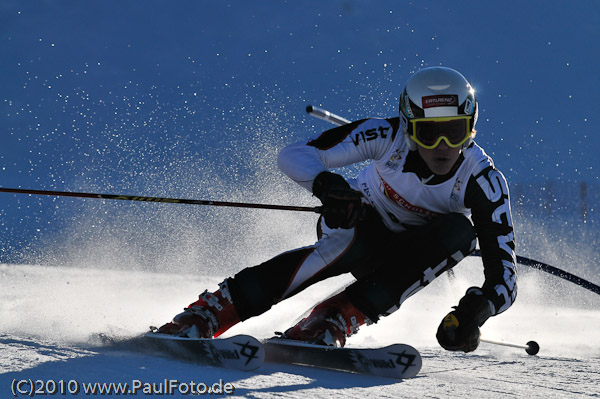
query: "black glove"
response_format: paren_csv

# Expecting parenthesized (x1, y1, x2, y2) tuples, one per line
(436, 287, 492, 353)
(312, 171, 362, 229)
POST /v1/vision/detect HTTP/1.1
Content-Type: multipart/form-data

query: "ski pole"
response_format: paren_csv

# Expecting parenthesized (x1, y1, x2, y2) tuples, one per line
(481, 338, 540, 355)
(0, 187, 322, 213)
(306, 105, 351, 126)
(1, 107, 349, 214)
(0, 108, 349, 213)
(471, 250, 600, 296)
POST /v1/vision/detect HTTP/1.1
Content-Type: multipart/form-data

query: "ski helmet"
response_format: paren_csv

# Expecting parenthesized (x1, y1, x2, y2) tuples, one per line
(399, 67, 478, 150)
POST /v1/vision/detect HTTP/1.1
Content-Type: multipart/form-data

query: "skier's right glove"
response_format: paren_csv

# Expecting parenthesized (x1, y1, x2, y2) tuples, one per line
(312, 171, 362, 229)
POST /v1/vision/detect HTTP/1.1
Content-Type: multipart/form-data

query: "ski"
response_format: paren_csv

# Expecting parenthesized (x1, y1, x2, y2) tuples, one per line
(99, 331, 420, 378)
(98, 331, 264, 371)
(143, 331, 265, 371)
(263, 338, 422, 379)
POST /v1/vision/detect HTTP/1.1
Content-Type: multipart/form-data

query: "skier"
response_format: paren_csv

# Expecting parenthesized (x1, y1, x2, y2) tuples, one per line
(158, 66, 516, 353)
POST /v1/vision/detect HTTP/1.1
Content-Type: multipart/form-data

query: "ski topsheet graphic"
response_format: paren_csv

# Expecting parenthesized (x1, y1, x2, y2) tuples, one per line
(143, 332, 265, 371)
(263, 338, 422, 379)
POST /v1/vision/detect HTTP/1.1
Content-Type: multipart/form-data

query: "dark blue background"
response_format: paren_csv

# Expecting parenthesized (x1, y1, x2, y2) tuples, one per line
(1, 1, 599, 270)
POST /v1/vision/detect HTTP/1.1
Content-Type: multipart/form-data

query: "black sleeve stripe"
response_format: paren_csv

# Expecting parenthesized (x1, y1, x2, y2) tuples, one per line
(385, 117, 400, 142)
(307, 119, 367, 150)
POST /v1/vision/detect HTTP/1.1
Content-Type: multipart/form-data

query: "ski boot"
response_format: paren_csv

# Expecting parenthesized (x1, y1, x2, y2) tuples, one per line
(282, 292, 371, 347)
(157, 280, 240, 338)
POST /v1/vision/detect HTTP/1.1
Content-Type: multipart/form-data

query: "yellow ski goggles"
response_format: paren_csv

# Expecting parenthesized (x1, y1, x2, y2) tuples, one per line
(409, 115, 473, 149)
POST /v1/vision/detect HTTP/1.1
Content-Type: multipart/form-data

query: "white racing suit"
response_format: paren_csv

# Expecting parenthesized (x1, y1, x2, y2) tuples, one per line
(226, 117, 517, 325)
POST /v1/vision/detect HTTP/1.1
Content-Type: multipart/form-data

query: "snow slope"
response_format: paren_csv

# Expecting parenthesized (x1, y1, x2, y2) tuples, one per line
(1, 258, 598, 398)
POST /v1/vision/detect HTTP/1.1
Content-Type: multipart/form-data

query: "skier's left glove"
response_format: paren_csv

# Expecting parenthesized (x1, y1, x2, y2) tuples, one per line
(436, 287, 492, 353)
